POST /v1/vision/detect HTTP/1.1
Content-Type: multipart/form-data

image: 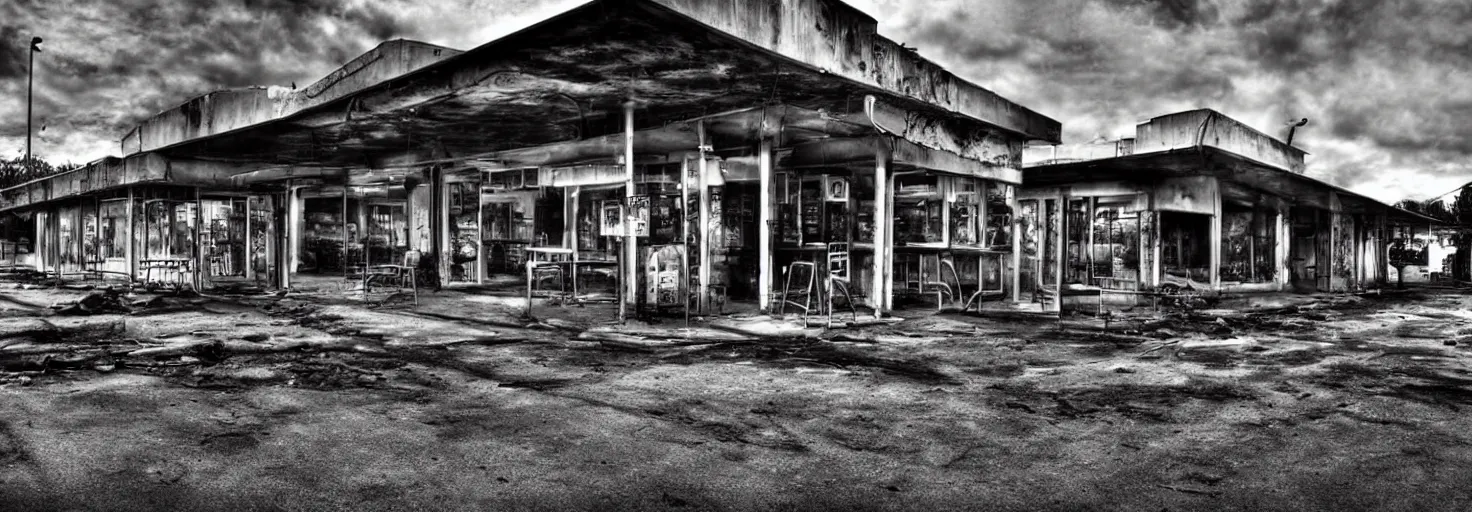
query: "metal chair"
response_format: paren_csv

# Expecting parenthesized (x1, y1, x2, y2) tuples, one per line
(777, 261, 817, 327)
(825, 243, 858, 327)
(368, 249, 419, 304)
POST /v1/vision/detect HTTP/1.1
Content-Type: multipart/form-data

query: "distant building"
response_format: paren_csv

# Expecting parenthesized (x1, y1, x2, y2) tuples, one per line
(1020, 109, 1436, 313)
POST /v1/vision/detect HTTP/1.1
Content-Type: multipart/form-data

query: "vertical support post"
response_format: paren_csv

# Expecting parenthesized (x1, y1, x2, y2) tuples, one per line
(1210, 188, 1222, 292)
(438, 168, 451, 285)
(757, 138, 774, 313)
(1053, 197, 1065, 311)
(872, 143, 890, 315)
(1276, 208, 1289, 291)
(477, 182, 487, 285)
(1012, 191, 1022, 303)
(342, 192, 349, 278)
(194, 187, 203, 291)
(567, 185, 579, 299)
(287, 183, 302, 284)
(619, 101, 636, 323)
(126, 186, 136, 282)
(680, 157, 691, 324)
(697, 121, 710, 315)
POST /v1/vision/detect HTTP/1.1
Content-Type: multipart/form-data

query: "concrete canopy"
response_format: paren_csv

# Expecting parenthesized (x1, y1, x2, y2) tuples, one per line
(1023, 146, 1406, 216)
(146, 0, 1056, 177)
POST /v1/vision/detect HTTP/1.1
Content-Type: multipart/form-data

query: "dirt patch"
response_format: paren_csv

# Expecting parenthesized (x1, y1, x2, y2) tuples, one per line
(992, 379, 1257, 422)
(668, 339, 960, 385)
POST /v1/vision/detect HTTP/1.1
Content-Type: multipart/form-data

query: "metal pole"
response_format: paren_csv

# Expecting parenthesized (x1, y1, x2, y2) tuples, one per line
(620, 101, 636, 323)
(697, 122, 710, 316)
(26, 39, 36, 177)
(681, 157, 690, 327)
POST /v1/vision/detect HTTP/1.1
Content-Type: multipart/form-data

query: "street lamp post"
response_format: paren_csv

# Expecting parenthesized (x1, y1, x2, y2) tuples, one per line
(26, 36, 42, 175)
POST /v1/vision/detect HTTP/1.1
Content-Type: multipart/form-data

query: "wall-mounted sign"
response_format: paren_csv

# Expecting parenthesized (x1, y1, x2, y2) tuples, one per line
(826, 176, 849, 202)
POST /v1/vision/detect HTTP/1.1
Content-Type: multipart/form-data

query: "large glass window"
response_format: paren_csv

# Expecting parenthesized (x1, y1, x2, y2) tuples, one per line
(950, 178, 981, 246)
(1161, 211, 1211, 285)
(894, 175, 942, 244)
(1093, 201, 1141, 288)
(985, 182, 1013, 249)
(1219, 204, 1277, 284)
(99, 200, 127, 260)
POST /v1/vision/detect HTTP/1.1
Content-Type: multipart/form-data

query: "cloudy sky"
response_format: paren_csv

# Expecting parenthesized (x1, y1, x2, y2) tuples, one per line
(2, 0, 1470, 202)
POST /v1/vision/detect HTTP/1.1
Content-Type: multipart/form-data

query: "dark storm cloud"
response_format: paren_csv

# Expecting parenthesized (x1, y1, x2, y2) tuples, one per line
(872, 0, 1472, 201)
(0, 0, 414, 161)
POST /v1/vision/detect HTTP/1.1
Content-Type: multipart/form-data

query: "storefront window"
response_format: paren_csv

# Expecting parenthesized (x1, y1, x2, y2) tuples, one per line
(1161, 211, 1211, 285)
(1065, 199, 1089, 284)
(99, 200, 127, 260)
(1093, 201, 1141, 288)
(894, 175, 941, 244)
(986, 182, 1013, 249)
(950, 178, 980, 246)
(448, 182, 479, 282)
(1220, 205, 1277, 284)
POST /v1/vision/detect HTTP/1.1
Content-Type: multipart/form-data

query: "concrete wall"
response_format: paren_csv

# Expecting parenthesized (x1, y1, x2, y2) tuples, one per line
(1154, 176, 1218, 216)
(1133, 110, 1306, 174)
(650, 0, 1059, 142)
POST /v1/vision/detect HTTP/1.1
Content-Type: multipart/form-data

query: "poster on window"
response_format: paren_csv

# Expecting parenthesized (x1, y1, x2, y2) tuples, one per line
(628, 195, 650, 237)
(600, 201, 623, 237)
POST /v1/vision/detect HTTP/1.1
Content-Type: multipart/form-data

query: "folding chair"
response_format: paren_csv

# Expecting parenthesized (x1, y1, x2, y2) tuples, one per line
(825, 243, 858, 327)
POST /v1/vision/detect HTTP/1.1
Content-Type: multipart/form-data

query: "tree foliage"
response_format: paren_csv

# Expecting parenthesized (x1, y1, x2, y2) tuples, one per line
(0, 156, 81, 190)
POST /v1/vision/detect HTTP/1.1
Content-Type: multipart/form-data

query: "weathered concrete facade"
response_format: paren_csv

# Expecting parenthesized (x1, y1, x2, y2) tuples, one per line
(2, 0, 1060, 318)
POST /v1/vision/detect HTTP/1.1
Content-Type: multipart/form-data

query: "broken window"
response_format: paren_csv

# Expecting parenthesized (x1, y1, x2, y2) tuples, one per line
(1219, 204, 1277, 284)
(99, 200, 127, 260)
(1092, 200, 1141, 290)
(200, 199, 246, 279)
(447, 182, 479, 282)
(894, 174, 942, 244)
(950, 177, 981, 246)
(1160, 211, 1210, 286)
(1065, 199, 1089, 284)
(301, 197, 346, 274)
(985, 182, 1013, 249)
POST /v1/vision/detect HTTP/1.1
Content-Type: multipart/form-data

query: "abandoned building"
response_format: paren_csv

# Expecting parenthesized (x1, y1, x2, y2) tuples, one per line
(1019, 110, 1439, 313)
(0, 0, 1065, 318)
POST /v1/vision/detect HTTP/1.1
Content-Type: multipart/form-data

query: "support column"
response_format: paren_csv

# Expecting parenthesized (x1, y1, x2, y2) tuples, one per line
(697, 122, 711, 315)
(126, 186, 136, 281)
(1012, 192, 1022, 302)
(1276, 208, 1290, 291)
(1210, 188, 1222, 292)
(342, 193, 350, 278)
(757, 139, 774, 313)
(437, 168, 451, 286)
(619, 101, 637, 323)
(286, 184, 302, 289)
(194, 187, 203, 291)
(567, 185, 579, 297)
(477, 184, 488, 285)
(872, 146, 890, 315)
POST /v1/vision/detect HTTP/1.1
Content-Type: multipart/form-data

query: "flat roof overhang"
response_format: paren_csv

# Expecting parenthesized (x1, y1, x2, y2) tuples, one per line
(1024, 146, 1419, 217)
(153, 0, 1041, 172)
